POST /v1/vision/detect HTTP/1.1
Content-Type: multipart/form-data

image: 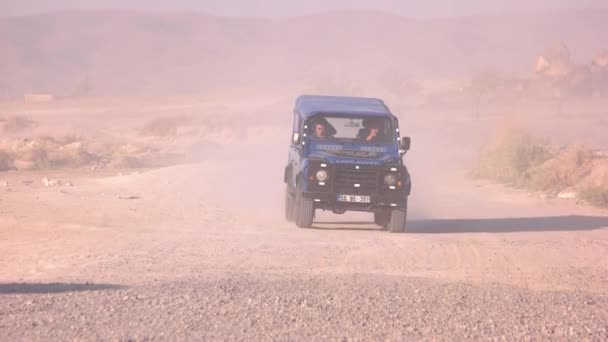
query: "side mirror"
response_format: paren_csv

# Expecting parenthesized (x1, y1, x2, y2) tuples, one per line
(400, 136, 411, 155)
(292, 132, 300, 145)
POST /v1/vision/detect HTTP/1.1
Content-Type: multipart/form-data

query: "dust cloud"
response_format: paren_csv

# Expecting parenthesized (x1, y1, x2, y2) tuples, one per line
(1, 5, 608, 340)
(1, 5, 607, 249)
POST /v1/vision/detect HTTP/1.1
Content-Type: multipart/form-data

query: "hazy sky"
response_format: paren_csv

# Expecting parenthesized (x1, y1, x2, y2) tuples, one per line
(3, 0, 608, 17)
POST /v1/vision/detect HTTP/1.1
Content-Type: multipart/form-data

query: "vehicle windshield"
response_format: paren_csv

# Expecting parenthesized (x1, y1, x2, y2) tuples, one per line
(307, 115, 393, 144)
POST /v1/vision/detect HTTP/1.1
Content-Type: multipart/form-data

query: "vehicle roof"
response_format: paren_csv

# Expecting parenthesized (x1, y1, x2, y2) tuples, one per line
(295, 95, 394, 119)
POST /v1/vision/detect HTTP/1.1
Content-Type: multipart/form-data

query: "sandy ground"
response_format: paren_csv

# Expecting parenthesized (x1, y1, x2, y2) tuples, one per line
(1, 94, 608, 340)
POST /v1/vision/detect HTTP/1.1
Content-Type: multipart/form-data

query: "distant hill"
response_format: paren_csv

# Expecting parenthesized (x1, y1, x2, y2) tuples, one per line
(0, 9, 607, 95)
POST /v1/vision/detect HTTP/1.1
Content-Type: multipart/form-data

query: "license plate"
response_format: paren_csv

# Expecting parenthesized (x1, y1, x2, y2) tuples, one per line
(337, 194, 371, 203)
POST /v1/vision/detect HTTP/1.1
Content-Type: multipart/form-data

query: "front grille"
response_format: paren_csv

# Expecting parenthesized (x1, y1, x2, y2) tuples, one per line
(333, 165, 380, 194)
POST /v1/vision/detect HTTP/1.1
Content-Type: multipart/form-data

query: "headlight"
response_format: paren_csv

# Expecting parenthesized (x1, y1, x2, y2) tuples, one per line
(316, 170, 328, 182)
(384, 174, 397, 186)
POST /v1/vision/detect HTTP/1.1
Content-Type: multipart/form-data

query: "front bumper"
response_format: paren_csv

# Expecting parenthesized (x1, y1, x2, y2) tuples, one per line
(302, 190, 407, 210)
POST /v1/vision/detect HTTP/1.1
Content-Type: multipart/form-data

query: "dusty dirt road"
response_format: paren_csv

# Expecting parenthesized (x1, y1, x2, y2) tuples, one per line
(1, 97, 608, 340)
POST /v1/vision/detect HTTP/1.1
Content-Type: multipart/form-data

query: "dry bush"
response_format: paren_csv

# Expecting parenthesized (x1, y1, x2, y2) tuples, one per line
(58, 134, 83, 144)
(48, 142, 99, 168)
(140, 116, 193, 137)
(1, 130, 190, 171)
(140, 117, 177, 136)
(579, 186, 608, 207)
(473, 124, 608, 208)
(8, 137, 105, 170)
(576, 158, 608, 207)
(107, 150, 182, 169)
(2, 116, 38, 133)
(472, 125, 553, 185)
(12, 140, 51, 170)
(0, 150, 13, 171)
(107, 155, 146, 169)
(523, 145, 593, 194)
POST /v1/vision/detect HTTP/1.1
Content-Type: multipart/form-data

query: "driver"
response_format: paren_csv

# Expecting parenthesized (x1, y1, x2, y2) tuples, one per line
(313, 122, 327, 139)
(310, 118, 336, 139)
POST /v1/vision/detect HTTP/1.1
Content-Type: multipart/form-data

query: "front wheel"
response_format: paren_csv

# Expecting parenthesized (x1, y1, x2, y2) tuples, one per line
(285, 188, 295, 222)
(295, 192, 314, 228)
(374, 210, 390, 229)
(388, 199, 408, 233)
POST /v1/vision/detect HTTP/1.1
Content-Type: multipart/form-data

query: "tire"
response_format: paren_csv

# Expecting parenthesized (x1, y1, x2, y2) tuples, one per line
(295, 191, 314, 228)
(374, 210, 390, 229)
(285, 188, 295, 222)
(388, 199, 408, 233)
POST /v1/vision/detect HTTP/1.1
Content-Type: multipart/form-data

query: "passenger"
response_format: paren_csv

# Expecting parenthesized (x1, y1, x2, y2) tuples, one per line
(357, 119, 385, 142)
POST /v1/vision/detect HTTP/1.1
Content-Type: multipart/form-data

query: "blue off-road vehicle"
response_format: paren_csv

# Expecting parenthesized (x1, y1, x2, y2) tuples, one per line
(284, 95, 412, 232)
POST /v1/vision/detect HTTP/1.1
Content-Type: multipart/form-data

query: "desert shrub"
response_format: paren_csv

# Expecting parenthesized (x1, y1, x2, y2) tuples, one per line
(522, 144, 593, 194)
(473, 124, 608, 208)
(139, 116, 195, 137)
(15, 143, 50, 170)
(472, 125, 553, 185)
(48, 142, 99, 168)
(3, 116, 38, 133)
(59, 134, 83, 144)
(140, 117, 178, 136)
(0, 150, 13, 171)
(579, 186, 608, 207)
